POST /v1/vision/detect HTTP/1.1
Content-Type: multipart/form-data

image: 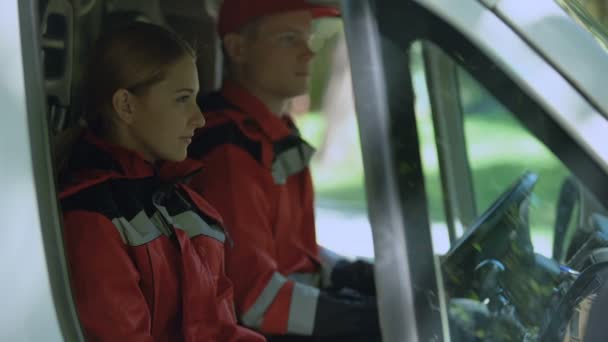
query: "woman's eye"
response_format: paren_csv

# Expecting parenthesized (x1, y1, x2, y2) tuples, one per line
(176, 95, 190, 103)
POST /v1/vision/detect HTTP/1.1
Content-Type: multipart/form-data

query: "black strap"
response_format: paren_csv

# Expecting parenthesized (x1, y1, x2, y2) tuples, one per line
(191, 92, 263, 163)
(195, 92, 314, 177)
(188, 121, 263, 163)
(59, 138, 123, 186)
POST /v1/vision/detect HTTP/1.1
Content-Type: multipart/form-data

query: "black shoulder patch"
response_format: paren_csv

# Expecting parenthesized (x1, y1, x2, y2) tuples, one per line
(188, 122, 263, 163)
(58, 139, 123, 188)
(60, 180, 121, 220)
(69, 139, 123, 174)
(60, 177, 158, 221)
(195, 92, 263, 163)
(273, 134, 304, 158)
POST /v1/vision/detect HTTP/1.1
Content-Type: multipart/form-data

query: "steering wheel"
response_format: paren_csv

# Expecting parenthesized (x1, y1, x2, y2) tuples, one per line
(442, 171, 538, 297)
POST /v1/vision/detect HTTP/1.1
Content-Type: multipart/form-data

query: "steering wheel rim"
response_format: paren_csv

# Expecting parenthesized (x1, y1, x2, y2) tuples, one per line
(442, 171, 539, 295)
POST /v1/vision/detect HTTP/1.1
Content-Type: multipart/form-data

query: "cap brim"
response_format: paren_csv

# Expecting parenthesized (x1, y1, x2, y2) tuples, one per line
(218, 2, 341, 37)
(311, 6, 341, 18)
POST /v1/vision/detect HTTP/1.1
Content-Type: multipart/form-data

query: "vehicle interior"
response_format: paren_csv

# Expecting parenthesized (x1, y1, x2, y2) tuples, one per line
(26, 0, 608, 341)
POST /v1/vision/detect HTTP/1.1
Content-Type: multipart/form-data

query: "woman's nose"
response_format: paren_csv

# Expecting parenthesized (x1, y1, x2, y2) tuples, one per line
(193, 105, 205, 128)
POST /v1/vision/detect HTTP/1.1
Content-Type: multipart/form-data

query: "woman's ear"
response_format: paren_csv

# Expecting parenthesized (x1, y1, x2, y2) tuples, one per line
(223, 33, 247, 65)
(111, 88, 136, 124)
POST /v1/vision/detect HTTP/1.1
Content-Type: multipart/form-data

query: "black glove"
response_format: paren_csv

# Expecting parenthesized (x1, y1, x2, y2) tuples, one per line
(331, 259, 376, 296)
(312, 288, 381, 338)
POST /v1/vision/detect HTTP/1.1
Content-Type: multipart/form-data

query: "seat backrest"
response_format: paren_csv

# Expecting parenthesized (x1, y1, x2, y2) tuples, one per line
(161, 0, 223, 95)
(583, 266, 608, 341)
(554, 176, 608, 264)
(103, 0, 222, 95)
(105, 0, 167, 27)
(566, 214, 608, 270)
(540, 262, 608, 342)
(66, 0, 168, 129)
(41, 0, 74, 134)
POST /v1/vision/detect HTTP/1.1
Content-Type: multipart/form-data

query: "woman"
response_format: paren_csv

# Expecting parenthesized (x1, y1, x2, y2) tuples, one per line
(56, 22, 265, 342)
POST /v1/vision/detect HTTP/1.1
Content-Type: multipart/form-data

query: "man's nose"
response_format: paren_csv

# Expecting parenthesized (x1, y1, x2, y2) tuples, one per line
(302, 43, 315, 61)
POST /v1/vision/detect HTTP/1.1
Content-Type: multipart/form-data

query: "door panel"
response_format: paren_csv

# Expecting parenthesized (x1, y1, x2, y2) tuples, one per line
(0, 0, 83, 340)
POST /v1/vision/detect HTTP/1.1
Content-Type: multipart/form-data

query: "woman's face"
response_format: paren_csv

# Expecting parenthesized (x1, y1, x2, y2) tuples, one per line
(127, 56, 204, 162)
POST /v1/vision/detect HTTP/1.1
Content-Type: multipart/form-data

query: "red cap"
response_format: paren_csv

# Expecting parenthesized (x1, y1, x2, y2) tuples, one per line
(218, 0, 340, 37)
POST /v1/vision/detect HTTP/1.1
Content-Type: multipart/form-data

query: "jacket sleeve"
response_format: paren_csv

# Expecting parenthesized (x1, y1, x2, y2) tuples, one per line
(189, 145, 380, 337)
(63, 210, 154, 342)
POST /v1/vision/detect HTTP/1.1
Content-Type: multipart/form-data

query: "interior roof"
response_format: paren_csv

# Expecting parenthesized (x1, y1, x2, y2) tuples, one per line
(160, 0, 219, 19)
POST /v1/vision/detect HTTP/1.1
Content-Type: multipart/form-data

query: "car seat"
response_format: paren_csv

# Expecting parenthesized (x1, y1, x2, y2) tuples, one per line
(41, 0, 74, 134)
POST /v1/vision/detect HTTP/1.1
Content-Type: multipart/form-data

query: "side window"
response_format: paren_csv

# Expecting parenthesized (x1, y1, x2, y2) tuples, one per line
(295, 21, 373, 260)
(413, 41, 571, 258)
(411, 38, 608, 340)
(458, 66, 570, 257)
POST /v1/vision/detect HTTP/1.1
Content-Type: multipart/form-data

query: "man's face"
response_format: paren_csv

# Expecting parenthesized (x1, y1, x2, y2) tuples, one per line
(239, 10, 315, 101)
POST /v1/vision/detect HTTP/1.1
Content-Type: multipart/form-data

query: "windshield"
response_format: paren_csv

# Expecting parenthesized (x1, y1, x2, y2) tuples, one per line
(556, 0, 608, 50)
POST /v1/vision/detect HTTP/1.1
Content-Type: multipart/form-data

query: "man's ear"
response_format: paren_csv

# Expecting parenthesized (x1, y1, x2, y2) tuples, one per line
(111, 88, 136, 124)
(223, 33, 247, 65)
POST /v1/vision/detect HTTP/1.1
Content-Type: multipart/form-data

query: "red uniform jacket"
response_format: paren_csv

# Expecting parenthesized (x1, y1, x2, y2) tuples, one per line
(185, 82, 353, 336)
(59, 132, 265, 342)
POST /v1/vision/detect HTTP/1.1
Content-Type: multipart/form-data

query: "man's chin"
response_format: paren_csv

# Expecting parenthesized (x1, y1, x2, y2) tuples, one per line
(286, 85, 310, 98)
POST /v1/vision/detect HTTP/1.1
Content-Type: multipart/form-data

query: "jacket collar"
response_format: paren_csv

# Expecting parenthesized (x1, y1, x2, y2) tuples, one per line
(59, 131, 203, 198)
(220, 80, 294, 141)
(83, 131, 156, 178)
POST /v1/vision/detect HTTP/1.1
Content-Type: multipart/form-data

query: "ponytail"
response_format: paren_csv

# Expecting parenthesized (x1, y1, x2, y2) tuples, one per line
(53, 126, 85, 180)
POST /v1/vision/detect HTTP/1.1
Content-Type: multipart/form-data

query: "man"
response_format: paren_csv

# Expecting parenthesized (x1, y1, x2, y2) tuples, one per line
(185, 0, 381, 340)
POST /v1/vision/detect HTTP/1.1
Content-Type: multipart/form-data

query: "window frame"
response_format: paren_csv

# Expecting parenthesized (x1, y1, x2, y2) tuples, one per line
(5, 0, 85, 340)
